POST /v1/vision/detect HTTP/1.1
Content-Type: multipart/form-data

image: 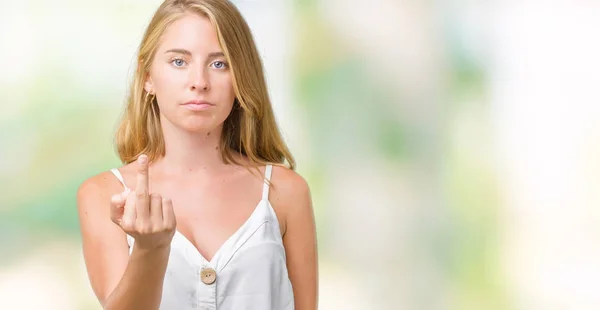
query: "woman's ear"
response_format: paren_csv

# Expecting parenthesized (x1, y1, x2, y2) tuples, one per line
(144, 76, 154, 94)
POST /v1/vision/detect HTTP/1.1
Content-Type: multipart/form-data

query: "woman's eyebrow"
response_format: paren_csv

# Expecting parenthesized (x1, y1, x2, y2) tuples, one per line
(165, 48, 192, 55)
(164, 49, 224, 59)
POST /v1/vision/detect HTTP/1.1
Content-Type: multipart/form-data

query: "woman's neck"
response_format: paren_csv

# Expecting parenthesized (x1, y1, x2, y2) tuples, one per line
(152, 122, 234, 176)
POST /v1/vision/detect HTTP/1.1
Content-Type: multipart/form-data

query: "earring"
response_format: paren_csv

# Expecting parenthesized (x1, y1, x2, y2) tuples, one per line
(145, 91, 155, 104)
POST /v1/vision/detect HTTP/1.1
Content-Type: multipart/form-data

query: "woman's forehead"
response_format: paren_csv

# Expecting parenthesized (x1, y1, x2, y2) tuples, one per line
(158, 13, 222, 55)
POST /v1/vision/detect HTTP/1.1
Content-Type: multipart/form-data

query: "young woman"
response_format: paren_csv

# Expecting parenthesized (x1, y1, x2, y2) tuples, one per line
(76, 1, 318, 309)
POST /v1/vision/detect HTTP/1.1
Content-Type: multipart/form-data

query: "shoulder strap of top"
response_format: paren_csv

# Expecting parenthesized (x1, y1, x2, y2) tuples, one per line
(109, 168, 128, 190)
(262, 164, 273, 201)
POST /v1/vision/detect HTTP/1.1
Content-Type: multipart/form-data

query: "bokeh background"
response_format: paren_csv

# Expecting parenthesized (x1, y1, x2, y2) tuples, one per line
(2, 0, 600, 309)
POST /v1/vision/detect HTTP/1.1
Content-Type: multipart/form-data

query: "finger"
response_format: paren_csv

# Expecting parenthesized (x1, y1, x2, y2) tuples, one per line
(110, 193, 126, 225)
(135, 155, 150, 219)
(150, 193, 163, 225)
(121, 188, 131, 199)
(162, 198, 176, 229)
(122, 191, 137, 230)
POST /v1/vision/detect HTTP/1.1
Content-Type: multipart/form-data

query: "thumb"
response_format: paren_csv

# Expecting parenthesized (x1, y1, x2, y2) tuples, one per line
(110, 191, 128, 225)
(121, 188, 131, 199)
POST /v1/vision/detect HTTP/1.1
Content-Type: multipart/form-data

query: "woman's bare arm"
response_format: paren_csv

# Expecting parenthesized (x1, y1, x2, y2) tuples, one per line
(77, 156, 175, 309)
(273, 167, 319, 310)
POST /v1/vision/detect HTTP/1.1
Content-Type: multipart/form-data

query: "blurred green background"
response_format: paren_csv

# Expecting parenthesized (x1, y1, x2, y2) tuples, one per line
(2, 0, 600, 309)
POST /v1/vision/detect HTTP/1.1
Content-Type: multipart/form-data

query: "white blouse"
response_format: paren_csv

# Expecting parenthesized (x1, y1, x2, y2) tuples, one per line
(109, 164, 294, 310)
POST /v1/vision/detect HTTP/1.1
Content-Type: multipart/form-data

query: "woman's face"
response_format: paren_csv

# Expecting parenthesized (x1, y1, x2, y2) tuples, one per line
(145, 13, 235, 133)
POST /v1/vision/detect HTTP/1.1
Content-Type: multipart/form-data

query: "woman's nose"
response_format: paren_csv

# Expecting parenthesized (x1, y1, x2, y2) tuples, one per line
(189, 67, 209, 91)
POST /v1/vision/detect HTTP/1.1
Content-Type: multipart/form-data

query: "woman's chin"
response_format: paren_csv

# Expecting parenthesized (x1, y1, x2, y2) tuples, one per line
(160, 113, 226, 135)
(179, 120, 222, 134)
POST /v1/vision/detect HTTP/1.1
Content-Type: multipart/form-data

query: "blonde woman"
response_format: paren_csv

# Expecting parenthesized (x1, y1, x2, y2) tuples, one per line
(76, 1, 318, 309)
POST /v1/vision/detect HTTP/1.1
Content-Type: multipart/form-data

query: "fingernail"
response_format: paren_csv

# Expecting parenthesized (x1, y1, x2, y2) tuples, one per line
(138, 155, 147, 164)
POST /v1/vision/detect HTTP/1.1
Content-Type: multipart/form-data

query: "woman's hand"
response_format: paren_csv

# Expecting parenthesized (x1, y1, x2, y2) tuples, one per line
(109, 154, 176, 250)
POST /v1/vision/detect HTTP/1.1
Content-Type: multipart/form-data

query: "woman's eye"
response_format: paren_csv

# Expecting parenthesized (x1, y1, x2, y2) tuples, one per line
(172, 59, 186, 67)
(211, 61, 227, 69)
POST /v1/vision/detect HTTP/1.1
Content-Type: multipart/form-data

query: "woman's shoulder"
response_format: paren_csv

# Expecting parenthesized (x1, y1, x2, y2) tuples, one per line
(268, 165, 314, 238)
(269, 165, 312, 212)
(270, 165, 309, 193)
(76, 164, 133, 205)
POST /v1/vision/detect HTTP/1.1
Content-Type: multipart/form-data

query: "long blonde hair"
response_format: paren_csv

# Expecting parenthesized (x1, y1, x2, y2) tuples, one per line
(115, 0, 295, 170)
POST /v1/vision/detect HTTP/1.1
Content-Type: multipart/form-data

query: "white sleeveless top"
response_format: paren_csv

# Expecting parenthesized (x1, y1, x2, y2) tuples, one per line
(109, 165, 295, 310)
